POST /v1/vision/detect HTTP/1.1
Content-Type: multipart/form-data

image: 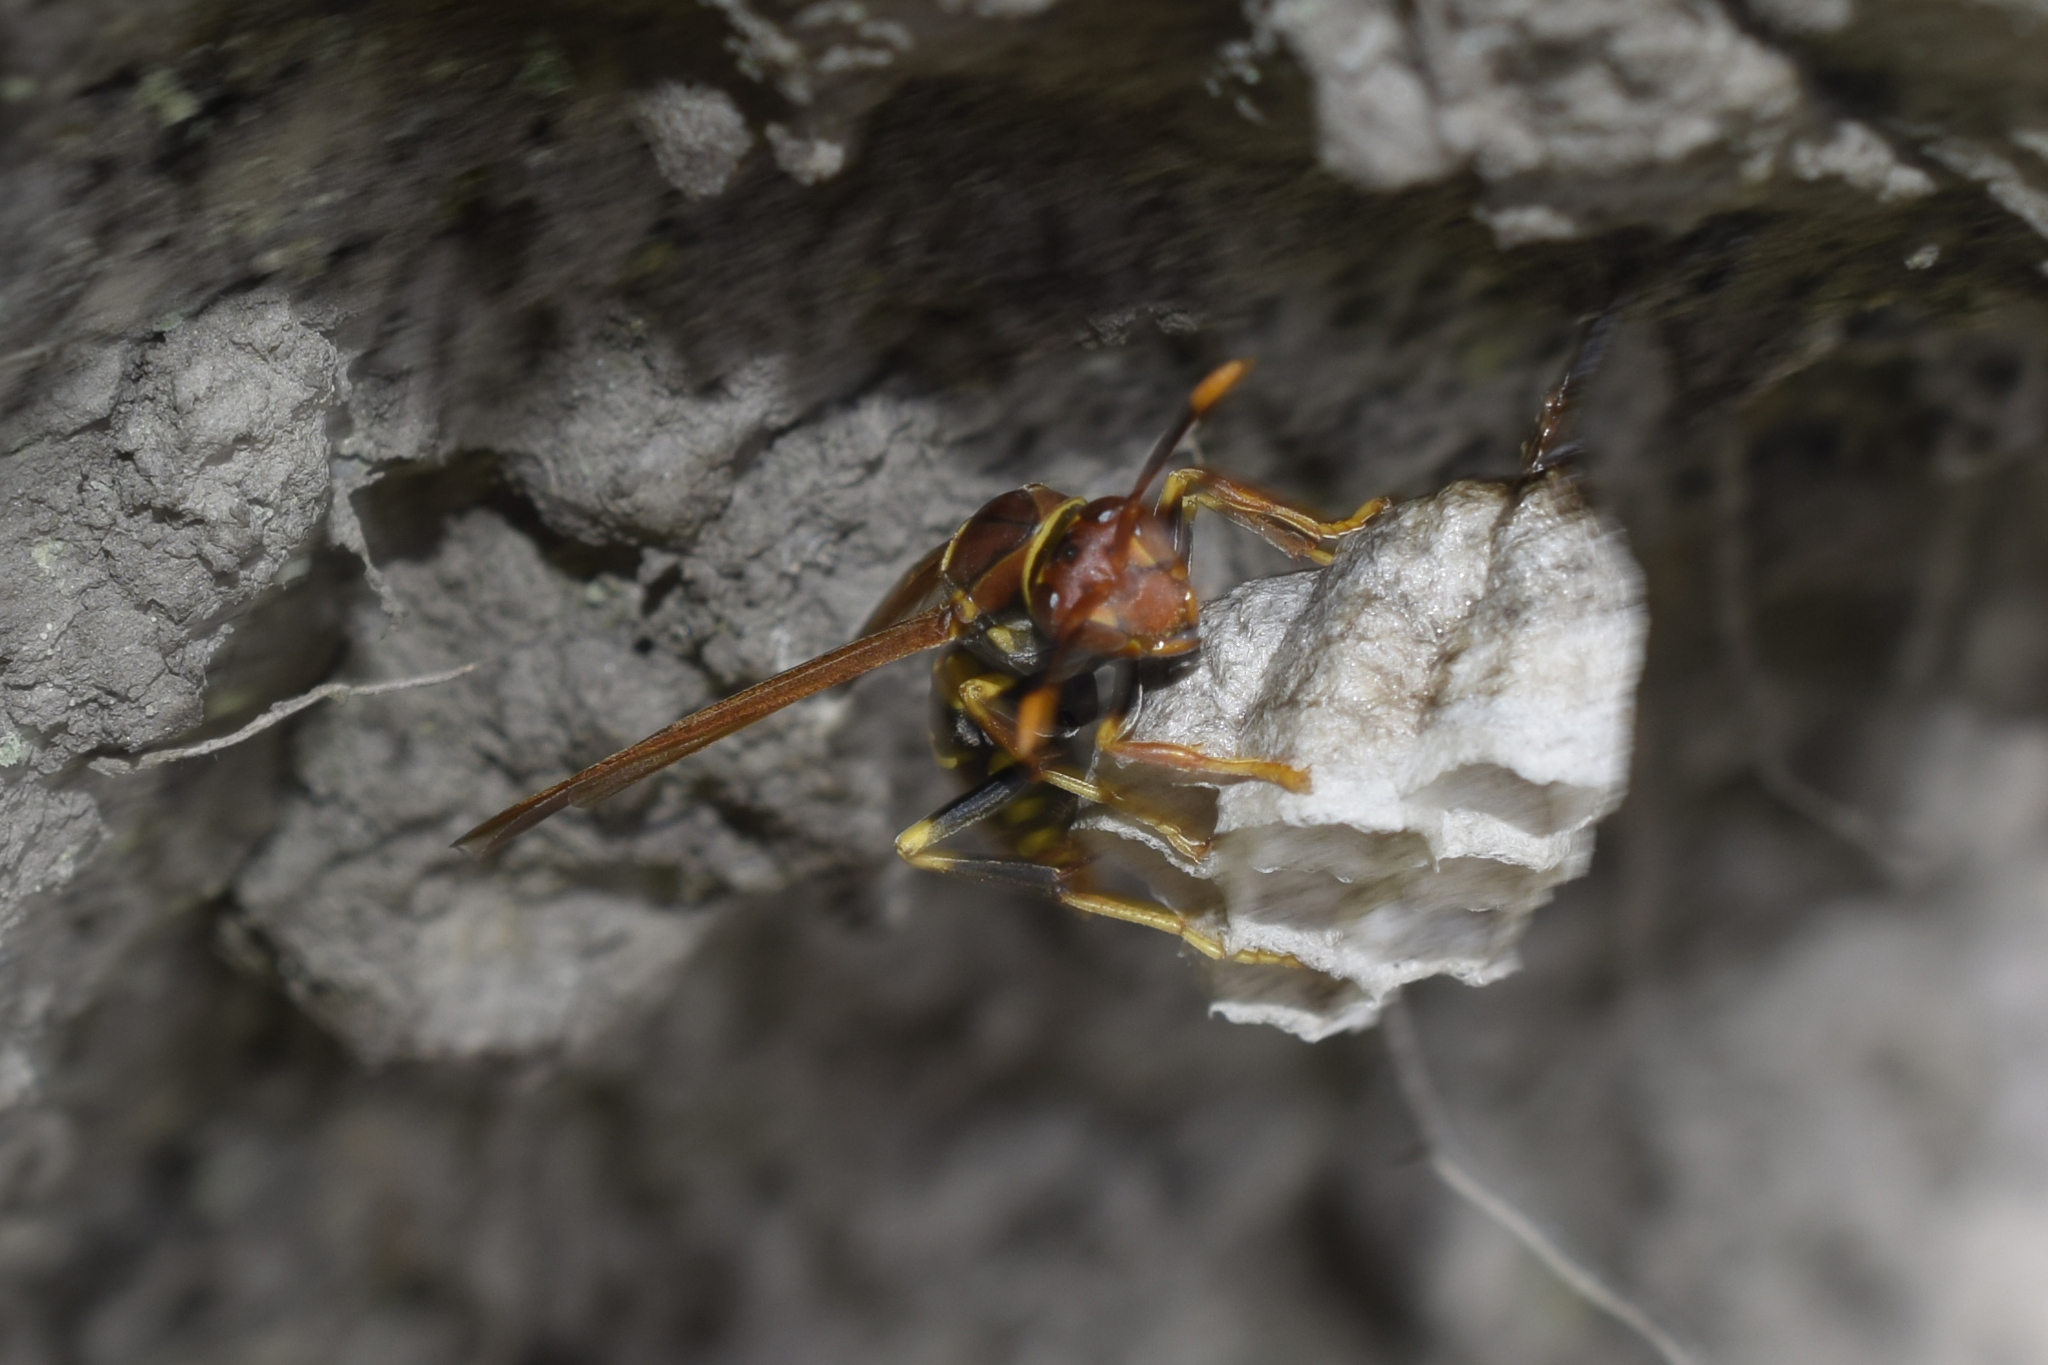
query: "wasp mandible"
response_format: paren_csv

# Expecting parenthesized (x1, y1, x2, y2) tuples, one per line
(455, 362, 1388, 961)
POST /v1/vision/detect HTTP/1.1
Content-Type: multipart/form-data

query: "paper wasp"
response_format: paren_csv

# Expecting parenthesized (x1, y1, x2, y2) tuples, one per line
(456, 361, 1388, 961)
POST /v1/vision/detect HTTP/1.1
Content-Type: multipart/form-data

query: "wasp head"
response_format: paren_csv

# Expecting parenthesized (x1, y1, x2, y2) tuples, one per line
(1023, 496, 1199, 666)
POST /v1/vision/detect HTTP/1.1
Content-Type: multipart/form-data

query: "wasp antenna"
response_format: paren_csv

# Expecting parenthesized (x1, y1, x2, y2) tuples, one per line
(1190, 359, 1250, 417)
(1129, 358, 1253, 501)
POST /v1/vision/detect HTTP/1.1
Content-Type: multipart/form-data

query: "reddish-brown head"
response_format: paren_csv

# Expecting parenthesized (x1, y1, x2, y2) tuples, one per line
(1022, 496, 1198, 663)
(1004, 359, 1247, 757)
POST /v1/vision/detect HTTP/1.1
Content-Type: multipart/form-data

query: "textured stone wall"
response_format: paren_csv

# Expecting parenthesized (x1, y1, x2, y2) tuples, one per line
(7, 1, 2048, 1361)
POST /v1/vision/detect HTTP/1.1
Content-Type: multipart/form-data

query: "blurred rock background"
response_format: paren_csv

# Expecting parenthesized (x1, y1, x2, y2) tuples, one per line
(6, 0, 2048, 1360)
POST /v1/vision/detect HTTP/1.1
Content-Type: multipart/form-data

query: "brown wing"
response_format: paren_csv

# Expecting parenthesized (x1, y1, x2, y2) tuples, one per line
(455, 607, 959, 858)
(857, 540, 950, 638)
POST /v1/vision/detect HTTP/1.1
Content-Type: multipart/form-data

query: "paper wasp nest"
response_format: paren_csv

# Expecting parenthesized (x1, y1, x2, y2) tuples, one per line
(1083, 472, 1646, 1040)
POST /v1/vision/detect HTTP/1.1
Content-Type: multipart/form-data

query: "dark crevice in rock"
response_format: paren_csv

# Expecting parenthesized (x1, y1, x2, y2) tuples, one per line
(351, 448, 642, 581)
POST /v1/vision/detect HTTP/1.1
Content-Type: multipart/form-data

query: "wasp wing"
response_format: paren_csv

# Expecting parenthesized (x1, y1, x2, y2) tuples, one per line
(455, 607, 958, 857)
(857, 540, 951, 638)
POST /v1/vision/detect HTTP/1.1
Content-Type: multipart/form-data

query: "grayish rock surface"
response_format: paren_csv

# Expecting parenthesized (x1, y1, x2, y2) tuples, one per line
(233, 511, 723, 1061)
(1262, 0, 1939, 241)
(0, 294, 343, 1091)
(483, 318, 798, 551)
(633, 83, 756, 200)
(1, 296, 341, 774)
(8, 0, 2048, 1361)
(230, 383, 993, 1059)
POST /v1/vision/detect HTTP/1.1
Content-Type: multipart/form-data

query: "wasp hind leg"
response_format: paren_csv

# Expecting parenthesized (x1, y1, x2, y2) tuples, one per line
(1058, 884, 1300, 967)
(894, 772, 1299, 967)
(894, 769, 1073, 893)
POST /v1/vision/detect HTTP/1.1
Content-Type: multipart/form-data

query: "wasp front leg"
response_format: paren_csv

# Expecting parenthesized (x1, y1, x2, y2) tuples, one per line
(1156, 467, 1387, 565)
(951, 672, 1032, 765)
(948, 674, 1220, 862)
(1095, 715, 1313, 794)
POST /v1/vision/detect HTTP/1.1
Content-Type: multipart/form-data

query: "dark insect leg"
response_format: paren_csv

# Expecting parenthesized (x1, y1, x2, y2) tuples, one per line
(948, 670, 1224, 858)
(895, 769, 1070, 893)
(896, 770, 1301, 966)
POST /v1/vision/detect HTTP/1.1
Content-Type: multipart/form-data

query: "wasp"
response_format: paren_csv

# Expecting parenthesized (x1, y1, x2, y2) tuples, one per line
(456, 361, 1388, 961)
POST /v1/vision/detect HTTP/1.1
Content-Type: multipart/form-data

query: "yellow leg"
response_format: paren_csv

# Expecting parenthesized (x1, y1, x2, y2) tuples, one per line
(1098, 731, 1312, 795)
(1060, 889, 1300, 967)
(1036, 767, 1213, 862)
(956, 674, 1028, 761)
(895, 772, 1298, 968)
(954, 679, 1251, 844)
(1157, 467, 1387, 565)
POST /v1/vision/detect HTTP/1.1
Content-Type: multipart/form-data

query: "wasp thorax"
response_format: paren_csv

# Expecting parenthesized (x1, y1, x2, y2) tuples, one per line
(1027, 497, 1199, 659)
